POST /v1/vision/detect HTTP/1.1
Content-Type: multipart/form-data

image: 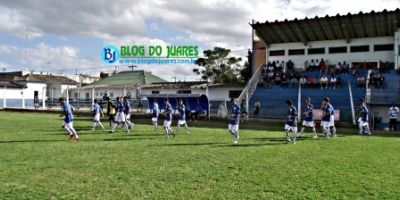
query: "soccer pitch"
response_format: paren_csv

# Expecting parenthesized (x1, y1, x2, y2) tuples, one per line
(0, 112, 399, 199)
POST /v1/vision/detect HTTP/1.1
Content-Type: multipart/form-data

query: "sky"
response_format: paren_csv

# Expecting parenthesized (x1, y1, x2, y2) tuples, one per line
(0, 0, 399, 81)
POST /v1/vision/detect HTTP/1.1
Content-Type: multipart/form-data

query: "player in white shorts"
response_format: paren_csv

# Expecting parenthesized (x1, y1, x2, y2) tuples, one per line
(151, 99, 160, 131)
(110, 97, 129, 133)
(91, 99, 104, 130)
(299, 97, 317, 138)
(357, 98, 371, 135)
(123, 96, 133, 131)
(321, 97, 334, 138)
(175, 99, 190, 134)
(59, 97, 79, 141)
(284, 100, 297, 144)
(228, 98, 240, 144)
(162, 98, 175, 139)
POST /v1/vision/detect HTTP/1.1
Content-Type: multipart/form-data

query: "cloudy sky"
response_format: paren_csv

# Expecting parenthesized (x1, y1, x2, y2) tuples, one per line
(0, 0, 398, 81)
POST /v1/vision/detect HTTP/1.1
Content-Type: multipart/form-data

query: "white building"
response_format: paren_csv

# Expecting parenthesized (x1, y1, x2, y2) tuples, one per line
(0, 71, 78, 108)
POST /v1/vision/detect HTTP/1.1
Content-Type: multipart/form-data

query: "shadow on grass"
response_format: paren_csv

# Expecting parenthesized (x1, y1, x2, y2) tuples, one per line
(0, 139, 68, 144)
(103, 137, 157, 141)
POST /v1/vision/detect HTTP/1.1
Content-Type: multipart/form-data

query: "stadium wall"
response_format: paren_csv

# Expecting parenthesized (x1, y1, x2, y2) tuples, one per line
(267, 36, 395, 69)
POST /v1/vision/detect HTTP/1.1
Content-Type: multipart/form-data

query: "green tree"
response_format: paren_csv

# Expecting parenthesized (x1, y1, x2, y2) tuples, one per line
(239, 50, 252, 83)
(193, 47, 243, 84)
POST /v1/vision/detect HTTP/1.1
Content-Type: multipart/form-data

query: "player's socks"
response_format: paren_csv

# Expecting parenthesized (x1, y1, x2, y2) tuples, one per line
(331, 127, 337, 137)
(175, 125, 181, 134)
(364, 125, 371, 135)
(111, 123, 117, 132)
(184, 124, 190, 134)
(299, 127, 305, 137)
(285, 131, 290, 143)
(323, 127, 330, 138)
(312, 127, 317, 138)
(98, 121, 104, 129)
(292, 128, 297, 144)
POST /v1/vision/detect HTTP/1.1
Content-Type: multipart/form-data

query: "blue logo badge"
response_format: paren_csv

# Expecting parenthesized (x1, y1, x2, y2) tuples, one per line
(101, 45, 119, 64)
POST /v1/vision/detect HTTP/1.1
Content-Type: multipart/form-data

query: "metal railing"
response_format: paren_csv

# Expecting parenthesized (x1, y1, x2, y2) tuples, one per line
(237, 66, 263, 107)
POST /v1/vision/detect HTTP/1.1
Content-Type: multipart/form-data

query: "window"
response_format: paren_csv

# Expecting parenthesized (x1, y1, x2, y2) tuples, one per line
(73, 93, 78, 98)
(269, 50, 285, 56)
(177, 90, 191, 94)
(100, 93, 103, 97)
(95, 93, 99, 96)
(350, 45, 369, 53)
(85, 93, 90, 99)
(329, 46, 347, 54)
(288, 49, 305, 55)
(308, 48, 325, 55)
(151, 91, 160, 94)
(110, 93, 114, 97)
(229, 90, 242, 98)
(374, 44, 394, 51)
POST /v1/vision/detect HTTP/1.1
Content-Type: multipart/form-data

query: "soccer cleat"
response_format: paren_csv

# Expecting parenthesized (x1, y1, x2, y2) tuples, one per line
(312, 135, 318, 139)
(233, 140, 238, 144)
(68, 134, 74, 140)
(186, 131, 190, 134)
(109, 131, 114, 134)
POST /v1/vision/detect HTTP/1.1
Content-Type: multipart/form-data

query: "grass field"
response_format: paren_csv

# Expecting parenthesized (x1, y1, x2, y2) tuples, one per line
(0, 111, 400, 199)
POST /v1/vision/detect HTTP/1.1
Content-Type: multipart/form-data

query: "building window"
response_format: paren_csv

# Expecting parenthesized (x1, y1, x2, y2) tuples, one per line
(269, 50, 285, 56)
(374, 44, 394, 51)
(85, 93, 90, 99)
(151, 91, 160, 94)
(288, 49, 305, 55)
(177, 90, 191, 94)
(110, 93, 114, 98)
(308, 48, 325, 55)
(350, 45, 369, 53)
(329, 46, 347, 54)
(100, 93, 103, 97)
(95, 93, 99, 97)
(229, 90, 242, 98)
(74, 93, 78, 98)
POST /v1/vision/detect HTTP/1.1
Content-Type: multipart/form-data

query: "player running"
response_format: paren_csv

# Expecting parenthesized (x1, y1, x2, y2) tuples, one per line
(123, 96, 133, 131)
(228, 98, 240, 144)
(91, 99, 104, 130)
(284, 100, 297, 144)
(175, 99, 190, 134)
(299, 97, 317, 139)
(110, 97, 129, 133)
(162, 98, 175, 139)
(59, 97, 79, 141)
(357, 98, 371, 135)
(151, 99, 160, 131)
(321, 97, 334, 138)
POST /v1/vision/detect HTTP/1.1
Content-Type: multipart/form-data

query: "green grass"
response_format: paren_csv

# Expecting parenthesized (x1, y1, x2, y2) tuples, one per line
(0, 111, 400, 199)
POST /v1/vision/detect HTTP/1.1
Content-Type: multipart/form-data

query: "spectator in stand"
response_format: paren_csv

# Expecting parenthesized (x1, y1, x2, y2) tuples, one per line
(281, 61, 285, 72)
(340, 61, 349, 74)
(320, 75, 328, 89)
(267, 62, 274, 72)
(272, 61, 277, 71)
(330, 76, 337, 89)
(316, 59, 321, 71)
(287, 60, 294, 72)
(274, 73, 282, 85)
(389, 103, 399, 131)
(357, 75, 366, 88)
(313, 76, 319, 88)
(336, 76, 342, 88)
(308, 59, 315, 71)
(337, 62, 342, 74)
(378, 73, 385, 88)
(320, 59, 328, 75)
(281, 74, 289, 88)
(306, 76, 314, 88)
(291, 75, 298, 87)
(300, 76, 307, 88)
(351, 68, 358, 77)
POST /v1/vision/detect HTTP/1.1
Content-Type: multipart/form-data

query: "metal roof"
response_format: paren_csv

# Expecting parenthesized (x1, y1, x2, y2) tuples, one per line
(251, 9, 400, 45)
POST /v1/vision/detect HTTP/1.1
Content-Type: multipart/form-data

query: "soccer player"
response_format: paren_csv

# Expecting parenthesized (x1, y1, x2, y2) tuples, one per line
(175, 99, 190, 134)
(357, 98, 371, 135)
(321, 97, 334, 138)
(284, 100, 297, 144)
(299, 97, 317, 139)
(151, 99, 160, 131)
(162, 98, 175, 138)
(389, 103, 399, 131)
(91, 99, 104, 130)
(110, 97, 129, 133)
(59, 97, 79, 141)
(107, 99, 116, 127)
(123, 96, 133, 130)
(228, 98, 240, 144)
(328, 100, 337, 137)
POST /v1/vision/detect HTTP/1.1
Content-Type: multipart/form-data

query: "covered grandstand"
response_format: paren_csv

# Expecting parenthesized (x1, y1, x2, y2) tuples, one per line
(240, 9, 400, 128)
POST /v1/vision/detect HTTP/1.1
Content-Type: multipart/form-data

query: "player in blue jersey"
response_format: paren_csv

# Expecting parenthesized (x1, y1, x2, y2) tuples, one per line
(59, 97, 79, 141)
(123, 96, 133, 130)
(228, 98, 240, 144)
(299, 97, 317, 139)
(175, 99, 190, 134)
(110, 97, 129, 133)
(91, 99, 104, 130)
(285, 100, 297, 144)
(151, 99, 160, 131)
(162, 98, 175, 138)
(321, 97, 334, 138)
(357, 98, 371, 135)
